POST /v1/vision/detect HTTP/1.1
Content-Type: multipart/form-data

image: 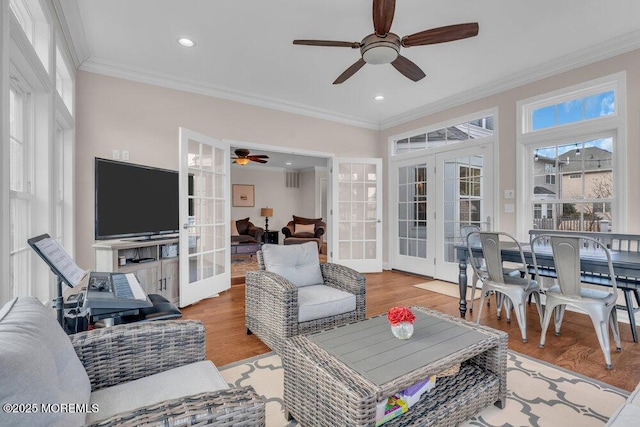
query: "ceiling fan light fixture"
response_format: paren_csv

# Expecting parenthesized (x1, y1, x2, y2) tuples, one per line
(235, 158, 250, 165)
(360, 33, 400, 64)
(178, 37, 195, 47)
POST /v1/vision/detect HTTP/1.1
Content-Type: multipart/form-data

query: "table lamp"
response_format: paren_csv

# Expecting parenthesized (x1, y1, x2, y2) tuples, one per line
(260, 207, 273, 232)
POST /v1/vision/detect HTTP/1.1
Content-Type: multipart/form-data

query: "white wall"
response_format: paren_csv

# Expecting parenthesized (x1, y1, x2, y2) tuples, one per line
(75, 71, 379, 269)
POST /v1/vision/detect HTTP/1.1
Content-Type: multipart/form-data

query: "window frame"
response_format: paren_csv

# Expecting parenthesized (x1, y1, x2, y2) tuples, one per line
(516, 72, 627, 239)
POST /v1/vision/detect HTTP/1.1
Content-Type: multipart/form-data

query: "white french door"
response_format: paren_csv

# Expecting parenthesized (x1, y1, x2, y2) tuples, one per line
(178, 128, 230, 307)
(332, 158, 383, 272)
(391, 144, 494, 282)
(434, 145, 494, 282)
(391, 158, 435, 277)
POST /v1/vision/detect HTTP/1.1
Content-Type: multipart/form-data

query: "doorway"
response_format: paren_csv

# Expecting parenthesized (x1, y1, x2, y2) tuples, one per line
(390, 143, 495, 282)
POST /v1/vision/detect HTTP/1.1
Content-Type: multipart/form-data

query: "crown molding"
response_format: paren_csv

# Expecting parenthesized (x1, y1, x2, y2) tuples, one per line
(79, 57, 381, 130)
(380, 29, 640, 130)
(52, 0, 90, 69)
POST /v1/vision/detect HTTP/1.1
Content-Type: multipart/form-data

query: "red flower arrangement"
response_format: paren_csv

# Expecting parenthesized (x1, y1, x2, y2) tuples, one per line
(387, 306, 415, 326)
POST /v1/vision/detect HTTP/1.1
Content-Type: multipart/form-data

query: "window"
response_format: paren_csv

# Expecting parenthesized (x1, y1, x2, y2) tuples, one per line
(9, 86, 33, 297)
(3, 1, 76, 304)
(519, 74, 624, 234)
(530, 138, 614, 231)
(531, 90, 614, 131)
(56, 45, 74, 114)
(394, 114, 494, 155)
(10, 0, 51, 72)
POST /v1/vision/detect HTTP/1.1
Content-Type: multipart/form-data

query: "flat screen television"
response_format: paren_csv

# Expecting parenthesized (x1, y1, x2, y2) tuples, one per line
(94, 158, 182, 240)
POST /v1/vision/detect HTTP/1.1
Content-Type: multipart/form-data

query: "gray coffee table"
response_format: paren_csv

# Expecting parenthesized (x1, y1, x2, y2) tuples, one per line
(282, 306, 507, 426)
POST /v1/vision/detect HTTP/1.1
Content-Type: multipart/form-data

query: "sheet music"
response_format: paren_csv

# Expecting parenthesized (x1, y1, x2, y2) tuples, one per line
(33, 237, 87, 287)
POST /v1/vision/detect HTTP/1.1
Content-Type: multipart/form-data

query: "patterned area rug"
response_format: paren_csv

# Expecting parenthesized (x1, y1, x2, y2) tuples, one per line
(219, 351, 627, 427)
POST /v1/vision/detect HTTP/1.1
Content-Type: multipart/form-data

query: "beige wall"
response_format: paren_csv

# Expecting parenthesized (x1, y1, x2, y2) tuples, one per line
(379, 48, 640, 243)
(76, 48, 640, 270)
(75, 71, 379, 269)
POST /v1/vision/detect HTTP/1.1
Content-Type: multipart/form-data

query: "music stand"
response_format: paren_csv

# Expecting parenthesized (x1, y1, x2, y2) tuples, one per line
(28, 234, 87, 327)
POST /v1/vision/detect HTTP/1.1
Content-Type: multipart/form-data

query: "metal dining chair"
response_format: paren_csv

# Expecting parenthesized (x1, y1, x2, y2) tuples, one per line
(467, 231, 543, 342)
(460, 225, 523, 313)
(531, 234, 622, 369)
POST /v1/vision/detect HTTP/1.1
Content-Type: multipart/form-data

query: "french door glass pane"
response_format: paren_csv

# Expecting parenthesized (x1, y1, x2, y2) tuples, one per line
(397, 164, 427, 260)
(443, 155, 484, 263)
(339, 163, 377, 260)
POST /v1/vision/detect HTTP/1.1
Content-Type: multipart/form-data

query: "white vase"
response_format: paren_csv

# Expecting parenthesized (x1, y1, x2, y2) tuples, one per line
(391, 321, 414, 339)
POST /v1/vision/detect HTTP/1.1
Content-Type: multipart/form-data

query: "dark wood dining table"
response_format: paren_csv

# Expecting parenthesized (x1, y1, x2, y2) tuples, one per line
(455, 239, 640, 342)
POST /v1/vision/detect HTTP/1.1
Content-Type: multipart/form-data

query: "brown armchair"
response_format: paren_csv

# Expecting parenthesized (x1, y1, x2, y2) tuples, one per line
(281, 216, 326, 250)
(232, 217, 264, 243)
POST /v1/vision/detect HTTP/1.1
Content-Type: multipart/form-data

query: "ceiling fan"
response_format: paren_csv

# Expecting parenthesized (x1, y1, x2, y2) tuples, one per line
(293, 0, 479, 84)
(232, 149, 269, 165)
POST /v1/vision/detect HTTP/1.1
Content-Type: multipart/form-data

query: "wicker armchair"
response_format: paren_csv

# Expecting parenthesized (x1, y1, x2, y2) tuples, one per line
(71, 321, 265, 426)
(245, 244, 366, 355)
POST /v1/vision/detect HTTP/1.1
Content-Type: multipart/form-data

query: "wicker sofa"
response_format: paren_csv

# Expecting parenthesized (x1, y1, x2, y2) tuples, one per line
(245, 242, 366, 355)
(0, 296, 265, 427)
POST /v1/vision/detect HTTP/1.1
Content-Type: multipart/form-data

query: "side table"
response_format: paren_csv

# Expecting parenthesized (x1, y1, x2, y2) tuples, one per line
(263, 231, 278, 244)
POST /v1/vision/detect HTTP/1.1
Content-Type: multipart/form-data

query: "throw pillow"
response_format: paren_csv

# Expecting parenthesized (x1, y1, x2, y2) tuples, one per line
(261, 242, 323, 287)
(230, 220, 240, 236)
(292, 215, 322, 225)
(236, 217, 250, 235)
(295, 223, 315, 234)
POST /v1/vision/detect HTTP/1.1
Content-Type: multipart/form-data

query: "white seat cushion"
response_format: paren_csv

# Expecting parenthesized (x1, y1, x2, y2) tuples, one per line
(297, 285, 356, 322)
(262, 241, 323, 287)
(87, 360, 228, 425)
(0, 297, 91, 427)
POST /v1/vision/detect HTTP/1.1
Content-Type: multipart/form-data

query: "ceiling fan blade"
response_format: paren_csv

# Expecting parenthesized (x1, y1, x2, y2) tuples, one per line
(293, 40, 361, 48)
(391, 55, 426, 82)
(402, 23, 479, 47)
(248, 155, 269, 160)
(251, 159, 268, 164)
(333, 58, 366, 84)
(373, 0, 395, 36)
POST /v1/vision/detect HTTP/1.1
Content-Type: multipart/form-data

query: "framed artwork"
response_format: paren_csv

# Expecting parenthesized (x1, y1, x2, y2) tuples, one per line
(232, 184, 254, 207)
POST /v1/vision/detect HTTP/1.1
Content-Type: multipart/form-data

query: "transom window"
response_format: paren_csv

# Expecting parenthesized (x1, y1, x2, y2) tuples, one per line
(523, 80, 618, 134)
(10, 0, 51, 72)
(394, 115, 494, 155)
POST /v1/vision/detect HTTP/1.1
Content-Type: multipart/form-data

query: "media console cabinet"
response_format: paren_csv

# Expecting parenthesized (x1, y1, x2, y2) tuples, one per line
(93, 237, 179, 305)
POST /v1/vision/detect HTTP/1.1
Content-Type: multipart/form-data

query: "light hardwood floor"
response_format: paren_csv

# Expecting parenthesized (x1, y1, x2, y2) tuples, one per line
(180, 270, 640, 392)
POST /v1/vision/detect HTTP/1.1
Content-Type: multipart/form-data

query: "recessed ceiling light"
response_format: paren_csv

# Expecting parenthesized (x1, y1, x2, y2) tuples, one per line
(374, 95, 385, 101)
(178, 38, 195, 47)
(285, 162, 292, 166)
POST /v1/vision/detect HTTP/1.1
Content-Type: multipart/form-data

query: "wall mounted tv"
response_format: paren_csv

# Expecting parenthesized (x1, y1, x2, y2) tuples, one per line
(94, 158, 186, 240)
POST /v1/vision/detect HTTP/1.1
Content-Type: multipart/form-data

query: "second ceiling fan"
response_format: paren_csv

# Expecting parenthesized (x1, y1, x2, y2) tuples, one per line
(293, 0, 479, 84)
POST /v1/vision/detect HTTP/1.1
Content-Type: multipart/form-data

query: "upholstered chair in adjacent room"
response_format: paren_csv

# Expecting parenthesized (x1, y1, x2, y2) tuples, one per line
(281, 215, 326, 251)
(245, 242, 366, 355)
(231, 217, 264, 243)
